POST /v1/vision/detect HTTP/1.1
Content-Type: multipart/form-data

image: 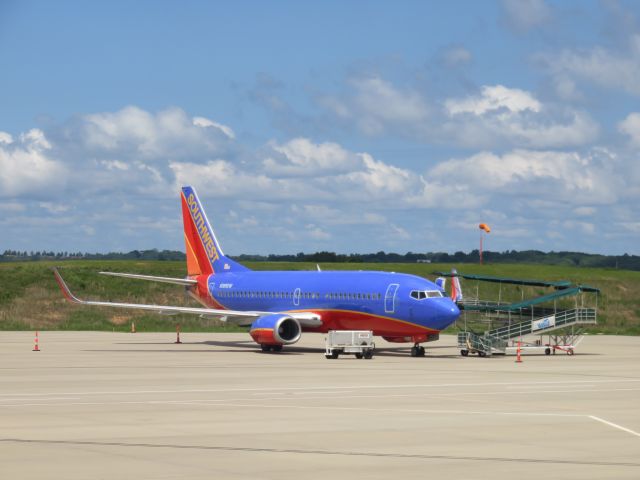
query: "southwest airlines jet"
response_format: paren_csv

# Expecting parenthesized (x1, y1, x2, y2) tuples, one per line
(54, 186, 460, 356)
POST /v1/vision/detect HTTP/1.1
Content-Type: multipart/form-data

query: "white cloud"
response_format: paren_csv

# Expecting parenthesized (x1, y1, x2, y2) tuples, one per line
(1, 105, 635, 255)
(389, 224, 410, 240)
(0, 132, 13, 144)
(101, 160, 130, 171)
(341, 153, 413, 197)
(442, 86, 597, 148)
(306, 224, 331, 240)
(618, 112, 640, 146)
(538, 35, 640, 96)
(319, 78, 597, 148)
(193, 116, 236, 139)
(170, 159, 319, 200)
(353, 77, 428, 124)
(0, 129, 65, 197)
(264, 138, 360, 177)
(320, 76, 429, 136)
(170, 159, 244, 196)
(445, 85, 541, 115)
(170, 136, 427, 208)
(428, 149, 620, 205)
(39, 202, 70, 214)
(80, 106, 232, 160)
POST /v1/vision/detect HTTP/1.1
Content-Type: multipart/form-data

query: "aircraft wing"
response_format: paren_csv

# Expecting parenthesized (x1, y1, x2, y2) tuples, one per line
(99, 271, 198, 286)
(52, 268, 321, 327)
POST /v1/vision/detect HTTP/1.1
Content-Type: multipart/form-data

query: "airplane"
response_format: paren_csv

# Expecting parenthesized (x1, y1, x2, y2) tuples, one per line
(53, 186, 461, 357)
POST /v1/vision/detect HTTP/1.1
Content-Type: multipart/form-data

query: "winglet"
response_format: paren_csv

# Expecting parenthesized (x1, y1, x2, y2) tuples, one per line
(52, 268, 82, 304)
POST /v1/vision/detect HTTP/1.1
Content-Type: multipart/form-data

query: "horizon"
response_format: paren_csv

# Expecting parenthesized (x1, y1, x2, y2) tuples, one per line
(3, 247, 638, 259)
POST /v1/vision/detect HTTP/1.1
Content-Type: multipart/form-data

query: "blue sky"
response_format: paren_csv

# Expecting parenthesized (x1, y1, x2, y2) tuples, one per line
(1, 0, 639, 256)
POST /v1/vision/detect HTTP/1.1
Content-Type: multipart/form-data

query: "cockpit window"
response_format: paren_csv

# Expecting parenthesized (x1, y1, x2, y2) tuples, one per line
(411, 290, 443, 300)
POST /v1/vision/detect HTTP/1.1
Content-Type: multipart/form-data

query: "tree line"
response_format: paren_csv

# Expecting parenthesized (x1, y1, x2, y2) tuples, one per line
(2, 248, 639, 271)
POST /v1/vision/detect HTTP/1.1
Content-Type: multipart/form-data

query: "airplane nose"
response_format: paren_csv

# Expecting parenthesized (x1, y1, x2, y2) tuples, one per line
(430, 298, 460, 330)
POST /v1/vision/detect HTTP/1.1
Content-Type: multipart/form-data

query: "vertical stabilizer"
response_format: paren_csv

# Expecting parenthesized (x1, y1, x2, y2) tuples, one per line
(450, 268, 463, 302)
(180, 186, 249, 275)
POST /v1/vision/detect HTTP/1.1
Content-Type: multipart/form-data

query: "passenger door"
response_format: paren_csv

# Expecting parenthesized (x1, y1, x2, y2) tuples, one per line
(384, 284, 400, 313)
(293, 287, 301, 306)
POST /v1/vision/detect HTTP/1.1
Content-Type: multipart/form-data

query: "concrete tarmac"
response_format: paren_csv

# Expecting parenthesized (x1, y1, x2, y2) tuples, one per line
(1, 331, 639, 479)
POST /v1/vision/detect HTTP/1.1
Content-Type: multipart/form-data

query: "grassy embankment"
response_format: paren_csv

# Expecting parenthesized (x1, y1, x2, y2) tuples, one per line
(0, 260, 638, 334)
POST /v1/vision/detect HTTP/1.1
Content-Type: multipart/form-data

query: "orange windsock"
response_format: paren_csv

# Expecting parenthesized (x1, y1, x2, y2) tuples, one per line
(479, 223, 491, 233)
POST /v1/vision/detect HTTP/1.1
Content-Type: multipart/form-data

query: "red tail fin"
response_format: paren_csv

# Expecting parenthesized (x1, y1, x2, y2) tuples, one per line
(181, 186, 249, 276)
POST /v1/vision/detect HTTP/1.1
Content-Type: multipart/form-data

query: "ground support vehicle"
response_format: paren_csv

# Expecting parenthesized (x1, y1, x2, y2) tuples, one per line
(325, 330, 375, 359)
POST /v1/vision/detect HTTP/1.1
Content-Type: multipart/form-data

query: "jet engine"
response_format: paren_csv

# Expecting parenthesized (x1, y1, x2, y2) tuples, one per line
(250, 314, 302, 346)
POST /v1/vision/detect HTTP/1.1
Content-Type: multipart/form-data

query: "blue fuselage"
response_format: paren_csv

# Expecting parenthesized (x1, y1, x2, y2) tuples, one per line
(202, 270, 460, 336)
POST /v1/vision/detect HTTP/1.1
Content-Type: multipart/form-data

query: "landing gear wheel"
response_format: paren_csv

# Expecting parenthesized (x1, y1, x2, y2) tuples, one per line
(410, 344, 425, 357)
(260, 344, 272, 352)
(272, 344, 283, 352)
(461, 349, 469, 357)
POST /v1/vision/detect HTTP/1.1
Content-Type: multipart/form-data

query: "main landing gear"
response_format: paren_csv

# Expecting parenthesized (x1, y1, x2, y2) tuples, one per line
(260, 344, 283, 352)
(410, 344, 426, 357)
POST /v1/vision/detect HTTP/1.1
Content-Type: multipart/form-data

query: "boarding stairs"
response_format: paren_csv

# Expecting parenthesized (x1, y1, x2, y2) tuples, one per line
(457, 308, 597, 357)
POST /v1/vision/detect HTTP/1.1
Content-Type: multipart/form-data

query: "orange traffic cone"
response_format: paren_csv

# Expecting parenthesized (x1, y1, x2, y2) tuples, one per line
(174, 324, 182, 344)
(515, 341, 522, 363)
(33, 331, 40, 352)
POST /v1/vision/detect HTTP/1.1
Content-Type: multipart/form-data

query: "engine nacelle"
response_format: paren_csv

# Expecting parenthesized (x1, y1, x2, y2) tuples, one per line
(250, 314, 302, 345)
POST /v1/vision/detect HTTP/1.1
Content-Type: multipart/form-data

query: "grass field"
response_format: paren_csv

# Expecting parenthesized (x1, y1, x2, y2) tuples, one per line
(0, 260, 638, 334)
